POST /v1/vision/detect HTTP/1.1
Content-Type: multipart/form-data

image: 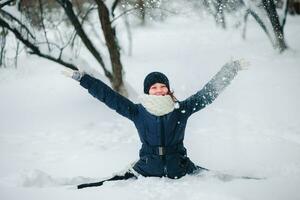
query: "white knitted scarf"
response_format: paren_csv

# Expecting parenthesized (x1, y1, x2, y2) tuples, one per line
(140, 94, 175, 116)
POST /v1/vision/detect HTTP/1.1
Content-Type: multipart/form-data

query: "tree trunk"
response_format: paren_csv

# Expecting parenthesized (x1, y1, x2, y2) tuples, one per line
(262, 0, 288, 52)
(138, 0, 146, 25)
(57, 0, 113, 79)
(95, 0, 127, 96)
(0, 27, 7, 67)
(215, 0, 226, 29)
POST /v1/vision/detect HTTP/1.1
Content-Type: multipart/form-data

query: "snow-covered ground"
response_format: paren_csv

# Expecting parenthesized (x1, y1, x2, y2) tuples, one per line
(1, 13, 300, 200)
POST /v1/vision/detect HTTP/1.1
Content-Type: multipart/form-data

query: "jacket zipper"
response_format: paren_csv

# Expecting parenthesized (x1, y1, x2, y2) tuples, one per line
(159, 116, 167, 176)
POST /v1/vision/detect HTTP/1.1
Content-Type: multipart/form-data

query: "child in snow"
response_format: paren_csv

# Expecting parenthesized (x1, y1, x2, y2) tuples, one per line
(63, 60, 247, 188)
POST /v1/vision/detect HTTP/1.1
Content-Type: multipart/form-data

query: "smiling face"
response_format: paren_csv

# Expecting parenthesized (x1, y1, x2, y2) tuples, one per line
(148, 83, 169, 96)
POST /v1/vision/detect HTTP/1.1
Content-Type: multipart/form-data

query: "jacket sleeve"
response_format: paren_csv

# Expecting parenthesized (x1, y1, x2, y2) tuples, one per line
(181, 61, 240, 116)
(80, 74, 138, 121)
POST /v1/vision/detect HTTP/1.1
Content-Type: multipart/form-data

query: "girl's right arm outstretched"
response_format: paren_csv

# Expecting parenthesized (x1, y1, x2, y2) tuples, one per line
(79, 74, 138, 121)
(62, 68, 138, 121)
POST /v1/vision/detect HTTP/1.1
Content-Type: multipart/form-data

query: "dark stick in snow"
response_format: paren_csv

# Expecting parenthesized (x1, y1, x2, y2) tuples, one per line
(77, 172, 137, 189)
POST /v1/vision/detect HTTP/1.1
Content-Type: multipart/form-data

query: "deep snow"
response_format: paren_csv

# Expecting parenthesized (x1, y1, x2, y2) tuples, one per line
(1, 13, 300, 200)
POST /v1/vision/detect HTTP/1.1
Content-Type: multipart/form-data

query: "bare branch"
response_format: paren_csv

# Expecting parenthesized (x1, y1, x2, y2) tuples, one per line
(38, 0, 51, 51)
(111, 7, 138, 23)
(281, 0, 289, 30)
(0, 0, 15, 9)
(70, 4, 98, 48)
(14, 39, 20, 68)
(0, 16, 78, 70)
(0, 9, 35, 40)
(56, 0, 113, 80)
(111, 6, 178, 24)
(111, 0, 120, 17)
(243, 8, 273, 46)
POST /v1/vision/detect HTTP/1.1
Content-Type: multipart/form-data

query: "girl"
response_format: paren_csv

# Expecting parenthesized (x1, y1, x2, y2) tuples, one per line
(63, 60, 246, 188)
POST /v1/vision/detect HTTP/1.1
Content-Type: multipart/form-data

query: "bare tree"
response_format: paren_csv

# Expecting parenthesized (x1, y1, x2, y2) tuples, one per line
(262, 0, 288, 52)
(94, 0, 126, 95)
(243, 0, 288, 52)
(0, 0, 128, 95)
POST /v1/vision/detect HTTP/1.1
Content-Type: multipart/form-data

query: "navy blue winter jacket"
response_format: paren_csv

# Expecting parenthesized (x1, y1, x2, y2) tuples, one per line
(79, 62, 240, 179)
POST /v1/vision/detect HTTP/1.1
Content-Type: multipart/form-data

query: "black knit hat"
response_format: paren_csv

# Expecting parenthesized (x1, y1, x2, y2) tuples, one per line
(143, 72, 170, 94)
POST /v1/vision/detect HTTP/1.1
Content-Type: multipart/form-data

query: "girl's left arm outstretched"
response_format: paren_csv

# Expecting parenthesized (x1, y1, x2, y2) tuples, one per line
(181, 60, 247, 116)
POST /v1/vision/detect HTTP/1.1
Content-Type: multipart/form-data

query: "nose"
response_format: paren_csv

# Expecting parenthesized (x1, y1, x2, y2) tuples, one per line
(155, 88, 166, 95)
